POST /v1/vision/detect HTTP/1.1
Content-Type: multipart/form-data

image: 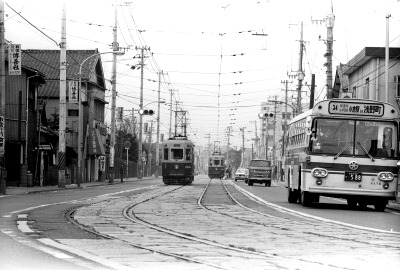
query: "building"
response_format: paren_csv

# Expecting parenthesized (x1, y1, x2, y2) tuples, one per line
(335, 47, 400, 104)
(22, 49, 108, 184)
(3, 59, 46, 186)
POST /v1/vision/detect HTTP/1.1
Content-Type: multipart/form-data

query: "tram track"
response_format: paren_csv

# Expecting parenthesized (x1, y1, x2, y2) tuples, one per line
(64, 176, 400, 269)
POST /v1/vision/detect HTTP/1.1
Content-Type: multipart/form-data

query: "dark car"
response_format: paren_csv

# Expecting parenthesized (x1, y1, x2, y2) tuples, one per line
(247, 159, 272, 186)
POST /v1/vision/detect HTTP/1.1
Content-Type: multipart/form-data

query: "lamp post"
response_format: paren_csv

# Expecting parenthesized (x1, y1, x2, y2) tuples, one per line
(77, 51, 124, 187)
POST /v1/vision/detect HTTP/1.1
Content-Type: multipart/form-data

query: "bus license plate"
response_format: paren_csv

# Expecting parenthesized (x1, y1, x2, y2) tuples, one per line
(344, 172, 362, 181)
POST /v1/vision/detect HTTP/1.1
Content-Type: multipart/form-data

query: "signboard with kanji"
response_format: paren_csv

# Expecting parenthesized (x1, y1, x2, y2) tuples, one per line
(68, 81, 79, 103)
(99, 156, 106, 171)
(9, 44, 21, 75)
(0, 116, 4, 157)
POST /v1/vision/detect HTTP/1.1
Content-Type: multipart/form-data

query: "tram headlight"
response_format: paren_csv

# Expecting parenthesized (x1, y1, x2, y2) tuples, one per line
(311, 168, 328, 178)
(377, 172, 394, 181)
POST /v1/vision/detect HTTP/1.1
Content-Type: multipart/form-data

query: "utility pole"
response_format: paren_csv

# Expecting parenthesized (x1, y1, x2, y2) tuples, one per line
(385, 13, 391, 103)
(326, 13, 335, 99)
(136, 45, 150, 179)
(205, 133, 211, 170)
(155, 71, 163, 177)
(296, 21, 305, 114)
(168, 89, 174, 138)
(272, 95, 277, 166)
(226, 126, 232, 165)
(0, 0, 6, 194)
(239, 127, 246, 167)
(148, 120, 153, 177)
(109, 4, 119, 183)
(281, 80, 289, 155)
(58, 4, 67, 188)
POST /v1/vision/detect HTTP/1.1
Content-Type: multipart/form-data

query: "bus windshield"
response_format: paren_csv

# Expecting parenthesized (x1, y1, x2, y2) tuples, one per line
(309, 118, 398, 158)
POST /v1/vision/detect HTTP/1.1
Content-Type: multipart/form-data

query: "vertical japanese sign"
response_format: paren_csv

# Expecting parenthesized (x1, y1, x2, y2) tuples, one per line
(117, 107, 123, 121)
(99, 156, 106, 171)
(8, 44, 21, 75)
(68, 81, 79, 103)
(0, 116, 4, 157)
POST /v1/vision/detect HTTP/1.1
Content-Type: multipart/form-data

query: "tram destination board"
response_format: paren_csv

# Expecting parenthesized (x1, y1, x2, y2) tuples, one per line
(344, 172, 362, 182)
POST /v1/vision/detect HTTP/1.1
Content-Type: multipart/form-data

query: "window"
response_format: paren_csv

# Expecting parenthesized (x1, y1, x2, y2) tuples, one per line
(352, 86, 357, 98)
(396, 75, 400, 97)
(171, 148, 183, 160)
(185, 148, 191, 161)
(364, 78, 369, 99)
(163, 148, 169, 160)
(68, 109, 79, 116)
(310, 118, 398, 158)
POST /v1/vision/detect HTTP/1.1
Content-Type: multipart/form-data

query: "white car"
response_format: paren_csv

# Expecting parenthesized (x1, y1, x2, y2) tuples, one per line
(234, 168, 249, 182)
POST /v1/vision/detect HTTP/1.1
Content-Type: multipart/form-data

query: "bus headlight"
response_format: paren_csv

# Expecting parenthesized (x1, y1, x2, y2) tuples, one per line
(311, 168, 328, 178)
(378, 172, 394, 181)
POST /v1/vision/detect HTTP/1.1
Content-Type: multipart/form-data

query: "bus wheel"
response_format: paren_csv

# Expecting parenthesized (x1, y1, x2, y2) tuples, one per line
(374, 201, 386, 212)
(301, 191, 312, 207)
(288, 188, 298, 203)
(347, 198, 357, 209)
(248, 180, 253, 186)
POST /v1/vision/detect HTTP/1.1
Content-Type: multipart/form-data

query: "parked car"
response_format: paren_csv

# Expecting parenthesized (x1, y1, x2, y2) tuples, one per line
(234, 168, 249, 182)
(247, 159, 272, 186)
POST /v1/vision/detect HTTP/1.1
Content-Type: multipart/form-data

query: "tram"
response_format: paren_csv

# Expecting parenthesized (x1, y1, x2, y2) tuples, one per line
(161, 135, 195, 185)
(208, 150, 225, 179)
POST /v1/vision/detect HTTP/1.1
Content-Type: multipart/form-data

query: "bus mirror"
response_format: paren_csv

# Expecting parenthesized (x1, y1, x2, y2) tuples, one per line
(306, 116, 312, 128)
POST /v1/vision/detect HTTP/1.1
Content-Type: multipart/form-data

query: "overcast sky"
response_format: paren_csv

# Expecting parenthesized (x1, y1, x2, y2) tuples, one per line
(4, 0, 400, 150)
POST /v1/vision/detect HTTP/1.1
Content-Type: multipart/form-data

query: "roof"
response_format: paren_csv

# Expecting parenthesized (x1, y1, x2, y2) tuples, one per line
(342, 47, 400, 75)
(22, 49, 106, 97)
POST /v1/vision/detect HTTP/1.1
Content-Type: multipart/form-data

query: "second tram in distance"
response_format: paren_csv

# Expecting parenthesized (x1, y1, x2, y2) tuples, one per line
(208, 151, 225, 179)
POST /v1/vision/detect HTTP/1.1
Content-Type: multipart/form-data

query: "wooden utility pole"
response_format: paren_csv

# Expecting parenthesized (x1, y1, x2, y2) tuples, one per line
(136, 45, 150, 179)
(0, 0, 6, 194)
(58, 4, 67, 188)
(155, 71, 162, 177)
(296, 21, 305, 114)
(326, 14, 335, 99)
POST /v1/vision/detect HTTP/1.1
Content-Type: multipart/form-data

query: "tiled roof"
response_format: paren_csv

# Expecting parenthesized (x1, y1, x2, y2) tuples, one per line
(22, 49, 105, 98)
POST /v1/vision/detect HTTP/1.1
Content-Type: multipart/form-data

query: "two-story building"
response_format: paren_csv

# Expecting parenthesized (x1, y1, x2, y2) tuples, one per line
(3, 59, 46, 187)
(22, 49, 108, 184)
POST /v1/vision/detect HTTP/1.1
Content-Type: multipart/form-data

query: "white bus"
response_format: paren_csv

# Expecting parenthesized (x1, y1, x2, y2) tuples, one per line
(285, 99, 399, 211)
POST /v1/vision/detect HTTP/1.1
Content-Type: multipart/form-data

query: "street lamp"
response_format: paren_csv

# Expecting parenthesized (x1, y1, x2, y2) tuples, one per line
(77, 50, 124, 187)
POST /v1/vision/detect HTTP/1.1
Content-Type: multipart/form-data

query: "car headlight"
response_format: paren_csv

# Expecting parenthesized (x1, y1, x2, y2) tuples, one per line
(311, 168, 328, 178)
(378, 172, 394, 181)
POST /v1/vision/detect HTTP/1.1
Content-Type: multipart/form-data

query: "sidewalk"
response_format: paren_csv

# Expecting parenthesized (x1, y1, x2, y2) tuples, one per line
(1, 177, 154, 196)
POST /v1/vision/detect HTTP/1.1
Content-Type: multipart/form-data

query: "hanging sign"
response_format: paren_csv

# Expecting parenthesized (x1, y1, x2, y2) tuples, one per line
(0, 116, 4, 157)
(68, 81, 79, 103)
(9, 44, 21, 75)
(99, 156, 106, 171)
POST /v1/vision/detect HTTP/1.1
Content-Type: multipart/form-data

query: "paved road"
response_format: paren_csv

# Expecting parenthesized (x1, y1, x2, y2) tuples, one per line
(1, 176, 400, 269)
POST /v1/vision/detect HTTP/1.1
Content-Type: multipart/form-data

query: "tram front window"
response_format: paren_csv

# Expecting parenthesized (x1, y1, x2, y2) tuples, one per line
(310, 118, 398, 158)
(171, 148, 184, 160)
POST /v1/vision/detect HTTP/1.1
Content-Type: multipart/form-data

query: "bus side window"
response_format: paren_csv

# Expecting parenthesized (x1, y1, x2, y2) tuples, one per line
(164, 148, 169, 160)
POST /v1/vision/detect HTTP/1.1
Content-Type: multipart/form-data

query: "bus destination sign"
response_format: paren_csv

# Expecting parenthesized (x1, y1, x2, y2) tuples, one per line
(328, 102, 384, 117)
